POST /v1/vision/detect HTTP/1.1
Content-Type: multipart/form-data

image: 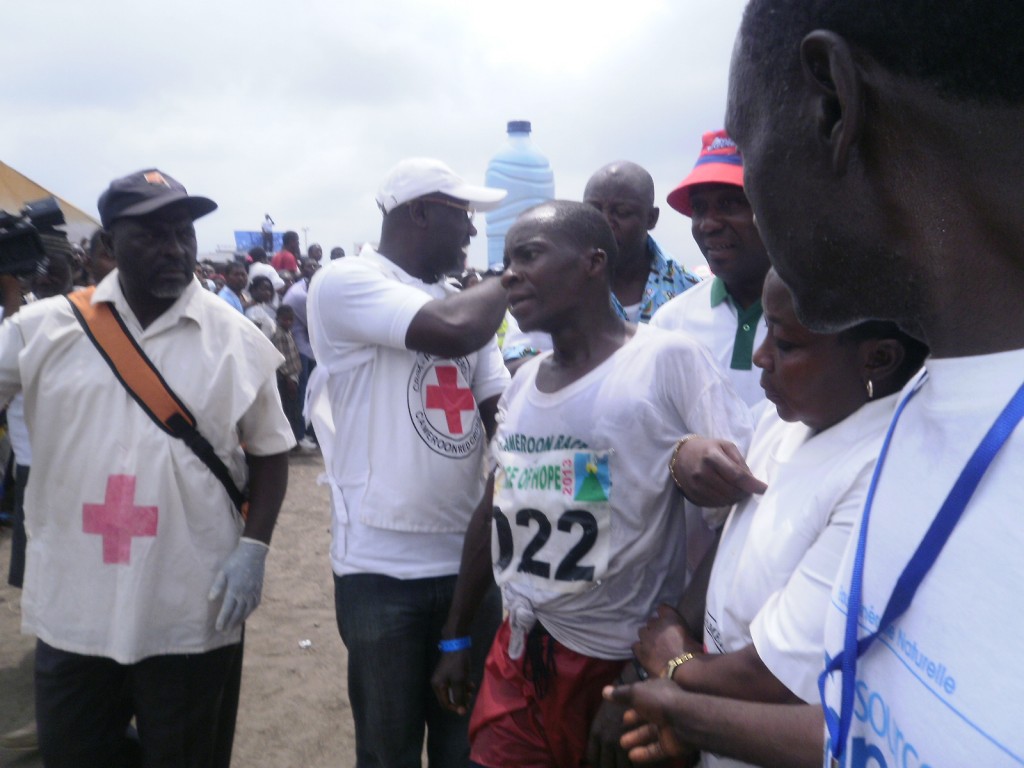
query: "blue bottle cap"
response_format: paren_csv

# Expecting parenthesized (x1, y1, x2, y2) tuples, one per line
(507, 120, 532, 134)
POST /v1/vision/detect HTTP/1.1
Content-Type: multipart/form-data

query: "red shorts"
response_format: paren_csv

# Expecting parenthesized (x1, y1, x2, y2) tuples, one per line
(469, 618, 625, 768)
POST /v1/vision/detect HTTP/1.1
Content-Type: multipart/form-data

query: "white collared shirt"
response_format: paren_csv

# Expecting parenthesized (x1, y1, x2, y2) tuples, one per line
(0, 273, 294, 662)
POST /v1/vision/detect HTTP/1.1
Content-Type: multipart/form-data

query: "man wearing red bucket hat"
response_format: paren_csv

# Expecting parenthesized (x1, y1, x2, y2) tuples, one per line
(651, 131, 771, 412)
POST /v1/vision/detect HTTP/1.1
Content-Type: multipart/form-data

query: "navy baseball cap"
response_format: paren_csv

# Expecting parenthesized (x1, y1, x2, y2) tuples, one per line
(98, 169, 217, 228)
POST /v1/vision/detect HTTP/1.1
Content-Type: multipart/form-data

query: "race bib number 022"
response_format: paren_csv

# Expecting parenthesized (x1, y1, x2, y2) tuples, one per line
(492, 448, 612, 595)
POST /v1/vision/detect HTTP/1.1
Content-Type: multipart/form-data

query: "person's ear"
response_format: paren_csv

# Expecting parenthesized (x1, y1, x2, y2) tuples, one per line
(585, 247, 608, 278)
(800, 31, 863, 176)
(407, 200, 430, 229)
(647, 205, 660, 232)
(860, 338, 904, 390)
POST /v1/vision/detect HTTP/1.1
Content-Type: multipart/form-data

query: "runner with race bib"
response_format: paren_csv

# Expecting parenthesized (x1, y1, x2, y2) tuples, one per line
(430, 201, 752, 768)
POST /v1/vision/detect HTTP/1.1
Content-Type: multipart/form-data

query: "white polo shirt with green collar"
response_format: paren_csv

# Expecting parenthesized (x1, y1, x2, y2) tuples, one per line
(651, 276, 767, 411)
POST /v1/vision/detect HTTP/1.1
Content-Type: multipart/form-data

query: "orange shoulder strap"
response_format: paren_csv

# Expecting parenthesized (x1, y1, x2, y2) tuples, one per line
(66, 289, 246, 515)
(67, 287, 196, 432)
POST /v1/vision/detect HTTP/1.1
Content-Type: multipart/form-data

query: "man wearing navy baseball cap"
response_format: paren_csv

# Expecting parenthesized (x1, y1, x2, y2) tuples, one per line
(97, 168, 218, 225)
(1, 168, 295, 766)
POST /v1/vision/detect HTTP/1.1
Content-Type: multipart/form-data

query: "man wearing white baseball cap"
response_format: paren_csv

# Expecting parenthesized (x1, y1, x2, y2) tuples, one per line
(307, 158, 511, 766)
(374, 157, 507, 217)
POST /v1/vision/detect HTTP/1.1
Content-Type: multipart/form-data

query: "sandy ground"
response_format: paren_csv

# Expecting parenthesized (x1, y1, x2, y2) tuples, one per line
(0, 451, 358, 768)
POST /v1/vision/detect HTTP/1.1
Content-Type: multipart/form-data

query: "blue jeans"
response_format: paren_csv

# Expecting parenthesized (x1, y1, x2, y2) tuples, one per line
(296, 354, 317, 442)
(334, 573, 501, 768)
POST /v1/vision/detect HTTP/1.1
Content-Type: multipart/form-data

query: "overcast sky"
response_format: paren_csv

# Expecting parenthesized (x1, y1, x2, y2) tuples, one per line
(2, 0, 746, 270)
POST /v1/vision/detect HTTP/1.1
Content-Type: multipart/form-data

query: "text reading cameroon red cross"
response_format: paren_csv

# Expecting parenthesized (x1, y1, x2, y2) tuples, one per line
(425, 365, 474, 434)
(82, 475, 158, 565)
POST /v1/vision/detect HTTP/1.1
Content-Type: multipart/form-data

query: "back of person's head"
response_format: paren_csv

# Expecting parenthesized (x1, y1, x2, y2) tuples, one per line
(87, 226, 116, 283)
(248, 246, 268, 263)
(330, 247, 346, 260)
(88, 228, 105, 258)
(34, 233, 76, 298)
(741, 0, 1024, 105)
(283, 231, 299, 248)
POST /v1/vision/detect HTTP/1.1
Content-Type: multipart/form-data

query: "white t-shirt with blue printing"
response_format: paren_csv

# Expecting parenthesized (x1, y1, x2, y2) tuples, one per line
(821, 349, 1024, 767)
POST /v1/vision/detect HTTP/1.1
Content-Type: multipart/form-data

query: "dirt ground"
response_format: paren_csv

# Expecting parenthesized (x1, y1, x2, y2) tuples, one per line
(0, 451, 358, 768)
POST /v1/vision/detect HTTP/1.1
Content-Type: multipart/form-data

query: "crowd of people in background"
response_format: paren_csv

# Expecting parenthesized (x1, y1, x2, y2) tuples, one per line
(199, 237, 337, 453)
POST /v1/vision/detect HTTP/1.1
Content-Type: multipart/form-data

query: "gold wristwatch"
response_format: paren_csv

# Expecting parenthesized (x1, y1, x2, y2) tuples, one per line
(663, 652, 695, 680)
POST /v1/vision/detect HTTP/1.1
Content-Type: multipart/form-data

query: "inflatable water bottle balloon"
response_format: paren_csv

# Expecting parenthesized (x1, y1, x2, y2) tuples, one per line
(485, 120, 555, 270)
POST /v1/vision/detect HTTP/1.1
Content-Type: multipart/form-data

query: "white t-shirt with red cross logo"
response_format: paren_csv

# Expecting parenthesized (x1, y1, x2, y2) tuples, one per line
(307, 246, 509, 579)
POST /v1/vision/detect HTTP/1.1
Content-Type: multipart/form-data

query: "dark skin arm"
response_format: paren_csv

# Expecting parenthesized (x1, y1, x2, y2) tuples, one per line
(405, 277, 508, 359)
(241, 451, 289, 545)
(675, 643, 800, 704)
(634, 604, 800, 704)
(587, 491, 722, 766)
(478, 394, 500, 440)
(587, 659, 648, 768)
(427, 375, 499, 710)
(671, 437, 766, 508)
(605, 681, 823, 768)
(431, 472, 496, 715)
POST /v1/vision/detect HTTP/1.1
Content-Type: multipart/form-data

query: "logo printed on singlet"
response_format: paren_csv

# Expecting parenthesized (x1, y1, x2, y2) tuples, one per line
(407, 353, 482, 458)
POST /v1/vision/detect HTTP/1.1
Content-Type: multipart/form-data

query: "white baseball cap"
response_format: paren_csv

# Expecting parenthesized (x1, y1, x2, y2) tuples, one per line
(375, 158, 507, 215)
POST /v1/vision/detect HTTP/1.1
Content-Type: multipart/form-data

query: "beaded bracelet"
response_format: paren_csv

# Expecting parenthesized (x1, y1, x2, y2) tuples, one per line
(438, 636, 472, 653)
(668, 434, 702, 491)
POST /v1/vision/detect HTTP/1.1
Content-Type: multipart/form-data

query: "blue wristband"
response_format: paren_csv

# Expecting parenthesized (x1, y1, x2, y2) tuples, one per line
(438, 636, 472, 653)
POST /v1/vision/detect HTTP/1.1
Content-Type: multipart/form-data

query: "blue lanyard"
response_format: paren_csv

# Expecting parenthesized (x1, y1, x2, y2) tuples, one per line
(820, 372, 1024, 765)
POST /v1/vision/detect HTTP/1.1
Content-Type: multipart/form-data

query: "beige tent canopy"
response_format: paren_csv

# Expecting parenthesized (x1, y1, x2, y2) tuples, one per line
(0, 161, 99, 247)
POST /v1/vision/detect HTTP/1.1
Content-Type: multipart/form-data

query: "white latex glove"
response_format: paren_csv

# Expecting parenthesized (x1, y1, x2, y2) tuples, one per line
(208, 537, 269, 632)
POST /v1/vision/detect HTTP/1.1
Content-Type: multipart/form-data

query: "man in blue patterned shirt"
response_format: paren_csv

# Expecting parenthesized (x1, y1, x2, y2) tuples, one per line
(584, 161, 700, 324)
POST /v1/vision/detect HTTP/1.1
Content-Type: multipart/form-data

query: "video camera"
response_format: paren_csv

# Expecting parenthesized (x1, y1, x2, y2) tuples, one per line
(0, 196, 66, 276)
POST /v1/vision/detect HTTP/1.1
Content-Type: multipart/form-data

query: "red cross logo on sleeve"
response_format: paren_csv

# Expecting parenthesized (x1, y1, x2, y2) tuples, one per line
(82, 475, 159, 565)
(425, 365, 475, 434)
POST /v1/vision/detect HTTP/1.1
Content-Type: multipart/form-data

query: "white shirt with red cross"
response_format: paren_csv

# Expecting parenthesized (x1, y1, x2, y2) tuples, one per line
(306, 246, 509, 579)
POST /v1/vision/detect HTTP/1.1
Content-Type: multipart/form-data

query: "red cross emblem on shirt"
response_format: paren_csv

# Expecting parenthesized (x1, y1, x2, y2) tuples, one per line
(425, 365, 475, 434)
(82, 475, 158, 565)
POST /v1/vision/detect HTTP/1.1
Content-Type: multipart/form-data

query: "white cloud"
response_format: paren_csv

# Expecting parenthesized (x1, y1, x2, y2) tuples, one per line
(1, 0, 747, 269)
